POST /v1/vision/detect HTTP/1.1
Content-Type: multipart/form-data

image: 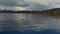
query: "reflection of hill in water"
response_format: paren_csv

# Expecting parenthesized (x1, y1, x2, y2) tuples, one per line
(0, 13, 60, 32)
(0, 8, 60, 32)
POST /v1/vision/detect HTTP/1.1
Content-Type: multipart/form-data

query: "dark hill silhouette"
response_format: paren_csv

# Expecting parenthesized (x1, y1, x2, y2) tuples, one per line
(0, 8, 60, 15)
(41, 8, 60, 16)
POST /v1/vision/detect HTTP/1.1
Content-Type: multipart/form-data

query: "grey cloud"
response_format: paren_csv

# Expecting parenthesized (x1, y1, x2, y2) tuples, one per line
(0, 0, 60, 10)
(25, 3, 50, 10)
(0, 0, 30, 7)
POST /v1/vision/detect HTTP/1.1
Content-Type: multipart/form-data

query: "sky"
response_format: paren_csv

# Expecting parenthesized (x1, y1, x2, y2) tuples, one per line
(0, 0, 60, 11)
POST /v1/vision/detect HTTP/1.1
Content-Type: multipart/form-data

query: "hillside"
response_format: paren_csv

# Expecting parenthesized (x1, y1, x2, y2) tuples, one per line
(0, 8, 60, 16)
(41, 8, 60, 16)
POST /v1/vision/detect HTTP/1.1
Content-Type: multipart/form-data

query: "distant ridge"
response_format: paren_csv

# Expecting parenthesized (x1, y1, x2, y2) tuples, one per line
(42, 8, 60, 11)
(0, 8, 60, 14)
(41, 8, 60, 16)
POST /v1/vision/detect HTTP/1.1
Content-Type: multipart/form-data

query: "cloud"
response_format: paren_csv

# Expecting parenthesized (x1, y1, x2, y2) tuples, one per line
(0, 0, 29, 7)
(0, 0, 60, 10)
(14, 7, 26, 11)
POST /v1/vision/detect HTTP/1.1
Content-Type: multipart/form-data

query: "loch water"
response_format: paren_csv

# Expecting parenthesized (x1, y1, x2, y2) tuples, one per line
(0, 13, 60, 34)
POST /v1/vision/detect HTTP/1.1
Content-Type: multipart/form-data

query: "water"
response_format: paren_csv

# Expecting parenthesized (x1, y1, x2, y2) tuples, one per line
(0, 13, 60, 33)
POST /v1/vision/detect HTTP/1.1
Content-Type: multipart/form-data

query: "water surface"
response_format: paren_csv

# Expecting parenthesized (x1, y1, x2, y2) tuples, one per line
(0, 13, 60, 32)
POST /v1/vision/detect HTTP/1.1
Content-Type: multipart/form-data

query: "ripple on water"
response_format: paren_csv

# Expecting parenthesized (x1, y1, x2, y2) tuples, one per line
(0, 13, 60, 32)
